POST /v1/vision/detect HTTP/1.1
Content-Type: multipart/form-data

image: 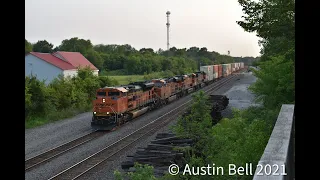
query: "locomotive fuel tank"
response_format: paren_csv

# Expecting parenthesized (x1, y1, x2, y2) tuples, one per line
(167, 95, 177, 103)
(129, 107, 149, 119)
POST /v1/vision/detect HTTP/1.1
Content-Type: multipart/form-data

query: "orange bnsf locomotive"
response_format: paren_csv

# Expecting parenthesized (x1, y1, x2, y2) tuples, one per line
(91, 72, 206, 130)
(91, 62, 245, 130)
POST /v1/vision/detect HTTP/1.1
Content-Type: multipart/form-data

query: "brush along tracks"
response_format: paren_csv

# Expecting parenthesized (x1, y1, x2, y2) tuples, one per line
(48, 74, 239, 180)
(25, 131, 105, 171)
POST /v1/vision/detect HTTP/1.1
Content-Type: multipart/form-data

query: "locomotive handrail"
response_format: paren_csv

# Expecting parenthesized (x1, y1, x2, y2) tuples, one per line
(106, 105, 118, 123)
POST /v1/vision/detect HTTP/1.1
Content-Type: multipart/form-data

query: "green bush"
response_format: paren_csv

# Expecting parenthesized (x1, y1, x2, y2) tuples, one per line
(114, 163, 157, 180)
(249, 55, 294, 109)
(25, 76, 51, 117)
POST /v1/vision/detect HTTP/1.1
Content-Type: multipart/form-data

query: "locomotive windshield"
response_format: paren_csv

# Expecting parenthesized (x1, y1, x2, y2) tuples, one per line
(108, 92, 120, 96)
(97, 92, 106, 96)
(154, 82, 163, 87)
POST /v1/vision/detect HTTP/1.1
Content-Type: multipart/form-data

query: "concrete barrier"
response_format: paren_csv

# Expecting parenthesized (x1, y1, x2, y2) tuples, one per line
(253, 104, 295, 180)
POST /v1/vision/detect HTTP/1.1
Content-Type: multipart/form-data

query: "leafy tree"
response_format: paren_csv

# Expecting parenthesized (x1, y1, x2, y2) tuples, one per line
(237, 0, 294, 40)
(175, 48, 187, 57)
(187, 47, 200, 57)
(58, 37, 93, 55)
(237, 0, 295, 108)
(237, 0, 295, 61)
(139, 48, 154, 54)
(32, 40, 54, 53)
(116, 44, 137, 55)
(249, 55, 294, 109)
(25, 39, 33, 54)
(156, 48, 164, 54)
(25, 76, 51, 117)
(85, 49, 103, 70)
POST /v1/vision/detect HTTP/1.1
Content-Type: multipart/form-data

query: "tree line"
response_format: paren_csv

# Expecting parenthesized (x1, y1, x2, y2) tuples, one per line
(25, 38, 259, 76)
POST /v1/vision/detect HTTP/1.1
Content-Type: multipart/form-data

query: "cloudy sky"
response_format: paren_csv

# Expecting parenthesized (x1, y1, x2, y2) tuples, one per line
(25, 0, 261, 57)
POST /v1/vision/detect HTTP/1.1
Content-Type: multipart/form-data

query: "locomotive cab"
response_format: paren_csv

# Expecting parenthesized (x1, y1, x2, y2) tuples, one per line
(91, 87, 128, 130)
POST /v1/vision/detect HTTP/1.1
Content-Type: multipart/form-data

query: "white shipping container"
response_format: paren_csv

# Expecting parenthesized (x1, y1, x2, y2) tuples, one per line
(200, 65, 214, 81)
(240, 62, 244, 68)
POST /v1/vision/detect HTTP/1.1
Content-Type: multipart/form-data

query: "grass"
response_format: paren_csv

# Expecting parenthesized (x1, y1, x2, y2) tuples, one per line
(107, 75, 146, 85)
(25, 105, 91, 129)
(105, 71, 176, 85)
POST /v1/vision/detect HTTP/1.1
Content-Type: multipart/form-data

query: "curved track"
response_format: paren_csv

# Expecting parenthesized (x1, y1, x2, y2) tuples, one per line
(48, 74, 240, 180)
(25, 131, 105, 171)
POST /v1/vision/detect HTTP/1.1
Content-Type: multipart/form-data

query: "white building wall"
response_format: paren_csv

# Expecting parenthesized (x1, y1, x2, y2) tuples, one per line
(93, 70, 99, 76)
(63, 69, 78, 78)
(63, 69, 99, 78)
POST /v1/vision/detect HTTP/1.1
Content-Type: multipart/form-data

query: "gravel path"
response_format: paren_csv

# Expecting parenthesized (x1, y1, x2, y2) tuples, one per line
(220, 72, 260, 118)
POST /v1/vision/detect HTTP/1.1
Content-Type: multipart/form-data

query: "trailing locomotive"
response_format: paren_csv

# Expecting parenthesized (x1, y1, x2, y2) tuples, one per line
(91, 62, 245, 130)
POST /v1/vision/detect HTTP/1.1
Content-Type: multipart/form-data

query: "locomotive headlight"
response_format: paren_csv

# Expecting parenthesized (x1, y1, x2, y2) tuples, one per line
(107, 112, 109, 114)
(102, 98, 105, 103)
(93, 112, 96, 114)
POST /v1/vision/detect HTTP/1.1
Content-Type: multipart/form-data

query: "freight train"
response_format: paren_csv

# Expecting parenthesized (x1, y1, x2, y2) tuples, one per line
(91, 62, 245, 130)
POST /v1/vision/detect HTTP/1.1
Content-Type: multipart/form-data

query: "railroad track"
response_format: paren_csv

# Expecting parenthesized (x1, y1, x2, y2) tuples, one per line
(25, 131, 105, 171)
(48, 74, 240, 180)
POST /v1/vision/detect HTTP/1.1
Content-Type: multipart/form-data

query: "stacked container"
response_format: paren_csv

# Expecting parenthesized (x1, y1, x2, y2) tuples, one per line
(231, 63, 236, 72)
(228, 64, 232, 75)
(218, 64, 223, 78)
(213, 65, 219, 80)
(240, 62, 244, 69)
(222, 64, 229, 77)
(200, 65, 214, 82)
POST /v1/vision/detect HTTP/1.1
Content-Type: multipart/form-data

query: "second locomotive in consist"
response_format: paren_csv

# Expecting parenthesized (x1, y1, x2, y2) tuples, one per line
(91, 62, 245, 130)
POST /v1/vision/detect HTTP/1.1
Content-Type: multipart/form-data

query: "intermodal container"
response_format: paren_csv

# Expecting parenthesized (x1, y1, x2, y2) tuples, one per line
(222, 64, 229, 77)
(231, 63, 236, 72)
(218, 65, 223, 78)
(213, 65, 219, 79)
(200, 65, 214, 81)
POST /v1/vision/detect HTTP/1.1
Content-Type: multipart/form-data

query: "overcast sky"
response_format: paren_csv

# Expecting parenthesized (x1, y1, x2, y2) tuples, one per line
(25, 0, 261, 57)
